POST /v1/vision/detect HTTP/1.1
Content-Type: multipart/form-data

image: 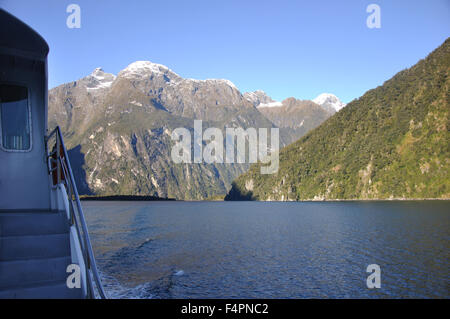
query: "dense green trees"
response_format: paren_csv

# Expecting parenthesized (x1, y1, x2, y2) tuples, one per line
(227, 38, 450, 201)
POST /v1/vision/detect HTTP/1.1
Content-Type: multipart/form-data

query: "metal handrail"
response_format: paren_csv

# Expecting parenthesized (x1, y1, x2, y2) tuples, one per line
(58, 155, 95, 298)
(45, 126, 107, 299)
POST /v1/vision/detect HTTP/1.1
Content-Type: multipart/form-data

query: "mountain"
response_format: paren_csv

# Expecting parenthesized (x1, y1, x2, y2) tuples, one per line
(226, 38, 450, 201)
(313, 93, 346, 113)
(49, 61, 281, 200)
(257, 98, 334, 143)
(243, 90, 275, 107)
(243, 91, 336, 143)
(49, 60, 342, 199)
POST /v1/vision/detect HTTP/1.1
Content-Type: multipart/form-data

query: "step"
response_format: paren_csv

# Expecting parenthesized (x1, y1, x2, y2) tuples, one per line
(0, 280, 85, 299)
(0, 211, 69, 237)
(0, 233, 70, 261)
(0, 256, 72, 289)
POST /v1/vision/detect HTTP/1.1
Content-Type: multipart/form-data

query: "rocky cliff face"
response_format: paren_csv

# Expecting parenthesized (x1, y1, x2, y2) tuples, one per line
(49, 61, 335, 199)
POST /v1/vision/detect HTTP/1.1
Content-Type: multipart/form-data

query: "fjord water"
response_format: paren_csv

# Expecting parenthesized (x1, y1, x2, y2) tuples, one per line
(83, 201, 449, 298)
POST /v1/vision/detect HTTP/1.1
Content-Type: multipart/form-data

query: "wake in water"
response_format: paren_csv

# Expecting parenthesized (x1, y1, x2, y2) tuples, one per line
(174, 270, 185, 276)
(99, 268, 185, 299)
(97, 272, 154, 299)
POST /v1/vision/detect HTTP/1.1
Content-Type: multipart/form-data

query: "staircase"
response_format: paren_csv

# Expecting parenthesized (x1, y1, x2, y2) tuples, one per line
(0, 210, 83, 298)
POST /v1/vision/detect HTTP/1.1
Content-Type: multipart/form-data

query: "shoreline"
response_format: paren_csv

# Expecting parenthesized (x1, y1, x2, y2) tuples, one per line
(80, 195, 176, 201)
(80, 196, 449, 202)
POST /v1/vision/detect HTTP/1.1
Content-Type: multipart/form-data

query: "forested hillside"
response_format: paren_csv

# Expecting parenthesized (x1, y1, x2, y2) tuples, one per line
(226, 38, 450, 201)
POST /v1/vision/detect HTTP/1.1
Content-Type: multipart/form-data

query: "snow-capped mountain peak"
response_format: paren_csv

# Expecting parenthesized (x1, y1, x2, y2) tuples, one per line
(313, 93, 346, 112)
(86, 67, 116, 90)
(244, 90, 277, 107)
(118, 61, 181, 81)
(91, 67, 104, 76)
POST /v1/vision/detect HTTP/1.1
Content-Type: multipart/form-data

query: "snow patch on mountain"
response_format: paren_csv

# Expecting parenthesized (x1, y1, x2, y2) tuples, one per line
(258, 101, 283, 108)
(118, 61, 239, 90)
(313, 93, 346, 111)
(118, 61, 181, 81)
(244, 90, 275, 107)
(86, 67, 116, 90)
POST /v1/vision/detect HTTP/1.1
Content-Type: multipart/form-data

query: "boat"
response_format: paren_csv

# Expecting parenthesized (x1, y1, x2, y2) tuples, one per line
(0, 8, 106, 299)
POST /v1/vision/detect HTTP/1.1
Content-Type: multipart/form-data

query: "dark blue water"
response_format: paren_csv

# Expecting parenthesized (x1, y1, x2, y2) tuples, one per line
(83, 201, 449, 298)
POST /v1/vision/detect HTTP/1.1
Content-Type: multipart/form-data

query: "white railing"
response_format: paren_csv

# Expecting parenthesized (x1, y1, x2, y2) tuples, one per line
(45, 126, 107, 299)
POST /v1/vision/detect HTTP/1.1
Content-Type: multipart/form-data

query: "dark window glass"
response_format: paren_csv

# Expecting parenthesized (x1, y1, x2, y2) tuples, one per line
(0, 84, 31, 151)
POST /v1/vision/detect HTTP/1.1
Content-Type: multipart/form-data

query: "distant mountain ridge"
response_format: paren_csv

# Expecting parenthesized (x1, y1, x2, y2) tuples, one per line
(226, 38, 450, 201)
(243, 90, 338, 138)
(49, 61, 341, 199)
(257, 98, 334, 139)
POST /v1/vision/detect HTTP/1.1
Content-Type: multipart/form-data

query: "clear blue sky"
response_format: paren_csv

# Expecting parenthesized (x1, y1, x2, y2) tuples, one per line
(1, 0, 449, 103)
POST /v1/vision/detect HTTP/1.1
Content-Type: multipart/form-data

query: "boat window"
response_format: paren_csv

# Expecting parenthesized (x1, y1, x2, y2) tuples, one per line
(0, 84, 31, 151)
